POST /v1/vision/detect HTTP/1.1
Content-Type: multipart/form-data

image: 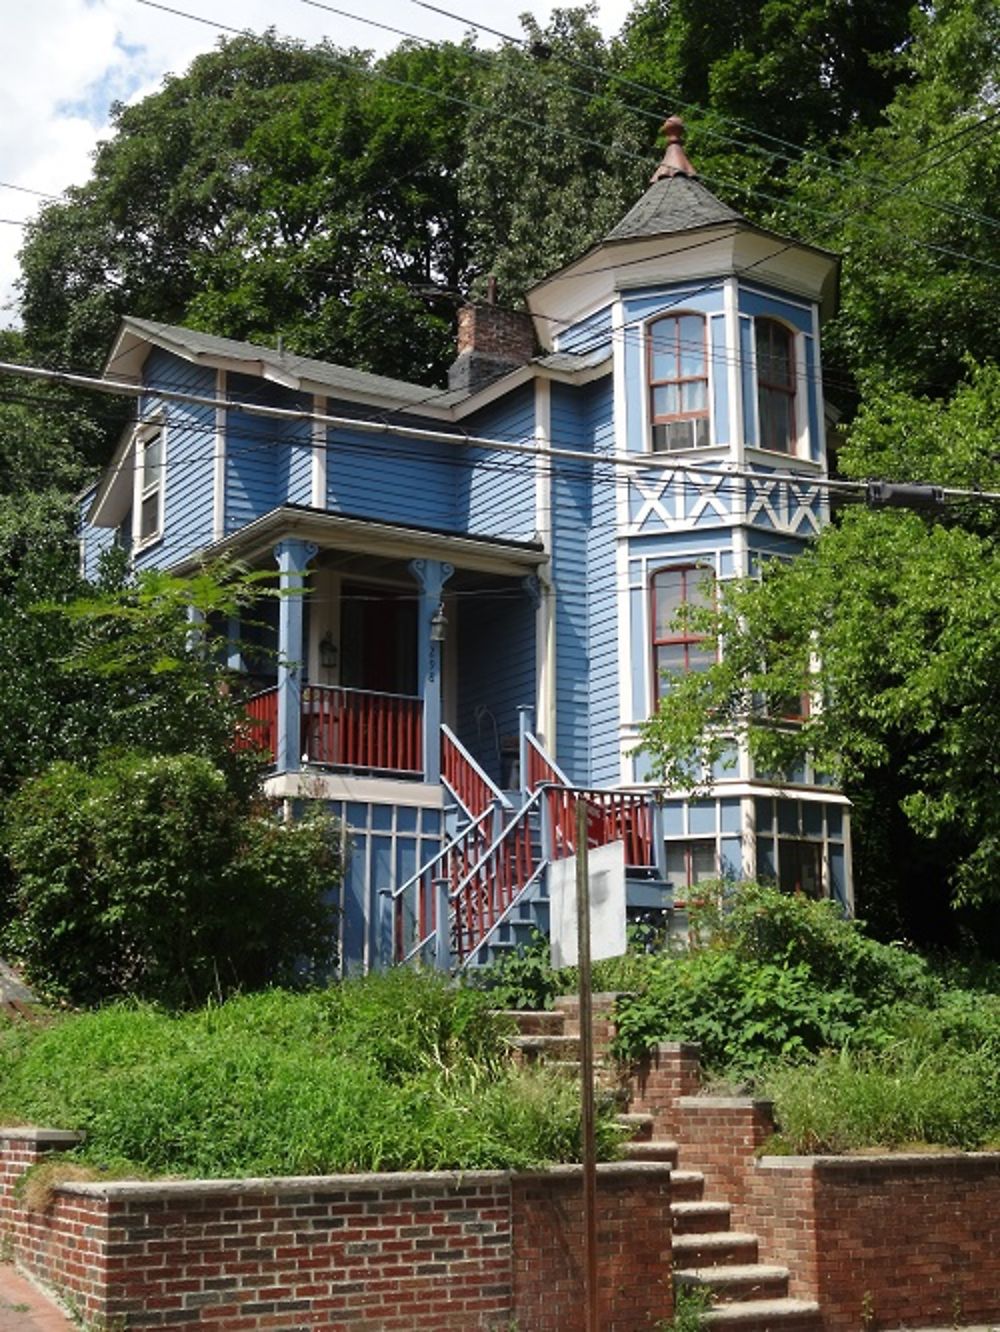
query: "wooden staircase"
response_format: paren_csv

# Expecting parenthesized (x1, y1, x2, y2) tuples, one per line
(504, 1003, 824, 1332)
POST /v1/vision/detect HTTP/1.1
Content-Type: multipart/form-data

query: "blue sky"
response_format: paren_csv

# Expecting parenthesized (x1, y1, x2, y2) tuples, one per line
(0, 0, 632, 328)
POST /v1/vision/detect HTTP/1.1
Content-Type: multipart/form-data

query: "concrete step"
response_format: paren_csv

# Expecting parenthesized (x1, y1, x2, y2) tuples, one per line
(671, 1200, 731, 1234)
(621, 1139, 679, 1166)
(509, 1034, 580, 1061)
(613, 1111, 654, 1142)
(700, 1298, 822, 1332)
(670, 1170, 706, 1202)
(672, 1232, 759, 1268)
(675, 1264, 790, 1302)
(502, 1010, 566, 1037)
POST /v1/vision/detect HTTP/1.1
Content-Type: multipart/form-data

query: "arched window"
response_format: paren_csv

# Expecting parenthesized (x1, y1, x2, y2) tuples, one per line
(650, 565, 716, 702)
(648, 313, 709, 452)
(755, 318, 796, 453)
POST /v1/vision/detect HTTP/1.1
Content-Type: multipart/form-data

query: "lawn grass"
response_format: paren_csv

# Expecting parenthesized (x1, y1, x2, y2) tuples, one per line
(0, 971, 623, 1178)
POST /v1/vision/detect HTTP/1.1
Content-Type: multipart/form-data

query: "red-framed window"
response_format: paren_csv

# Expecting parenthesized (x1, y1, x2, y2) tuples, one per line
(755, 318, 796, 453)
(664, 839, 718, 896)
(648, 313, 709, 452)
(651, 565, 716, 701)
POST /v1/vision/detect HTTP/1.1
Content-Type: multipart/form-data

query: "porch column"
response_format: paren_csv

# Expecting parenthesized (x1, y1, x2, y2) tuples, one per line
(410, 558, 454, 784)
(274, 538, 318, 774)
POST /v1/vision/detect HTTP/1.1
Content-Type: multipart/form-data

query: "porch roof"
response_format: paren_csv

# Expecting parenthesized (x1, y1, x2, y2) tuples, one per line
(175, 504, 547, 578)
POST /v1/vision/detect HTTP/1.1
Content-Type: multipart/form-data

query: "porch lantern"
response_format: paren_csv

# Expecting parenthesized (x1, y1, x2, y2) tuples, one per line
(319, 631, 338, 671)
(430, 603, 447, 643)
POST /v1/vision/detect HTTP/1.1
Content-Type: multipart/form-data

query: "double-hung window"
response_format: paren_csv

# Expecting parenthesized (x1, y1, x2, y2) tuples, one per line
(136, 425, 164, 546)
(651, 565, 716, 702)
(755, 318, 796, 453)
(648, 313, 709, 452)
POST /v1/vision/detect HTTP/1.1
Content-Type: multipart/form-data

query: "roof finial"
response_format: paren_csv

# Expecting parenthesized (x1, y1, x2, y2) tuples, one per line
(650, 116, 696, 182)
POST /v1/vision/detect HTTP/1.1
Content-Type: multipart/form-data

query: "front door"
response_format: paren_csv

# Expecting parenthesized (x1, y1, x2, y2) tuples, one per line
(340, 581, 417, 696)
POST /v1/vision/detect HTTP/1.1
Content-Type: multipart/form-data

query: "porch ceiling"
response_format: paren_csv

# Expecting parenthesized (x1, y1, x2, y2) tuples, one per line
(177, 505, 546, 578)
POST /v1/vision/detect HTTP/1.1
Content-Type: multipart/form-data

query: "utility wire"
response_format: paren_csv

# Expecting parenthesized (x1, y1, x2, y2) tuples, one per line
(5, 357, 998, 505)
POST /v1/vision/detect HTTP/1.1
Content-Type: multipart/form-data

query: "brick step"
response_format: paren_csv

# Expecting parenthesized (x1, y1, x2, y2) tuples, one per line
(509, 1034, 580, 1060)
(503, 1010, 566, 1037)
(700, 1297, 822, 1332)
(671, 1200, 731, 1234)
(673, 1232, 759, 1268)
(613, 1111, 654, 1142)
(670, 1170, 706, 1202)
(675, 1263, 789, 1301)
(621, 1139, 679, 1166)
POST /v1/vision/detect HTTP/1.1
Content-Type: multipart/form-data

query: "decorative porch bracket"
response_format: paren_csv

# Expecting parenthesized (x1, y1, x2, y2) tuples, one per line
(409, 558, 454, 784)
(274, 538, 318, 774)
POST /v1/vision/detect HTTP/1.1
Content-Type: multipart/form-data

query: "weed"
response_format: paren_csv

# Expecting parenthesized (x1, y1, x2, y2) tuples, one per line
(656, 1283, 714, 1332)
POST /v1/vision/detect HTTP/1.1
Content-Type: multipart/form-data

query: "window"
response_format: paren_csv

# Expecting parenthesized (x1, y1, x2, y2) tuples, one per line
(665, 840, 718, 898)
(136, 426, 164, 545)
(648, 313, 709, 452)
(651, 565, 716, 701)
(778, 839, 823, 899)
(755, 319, 796, 453)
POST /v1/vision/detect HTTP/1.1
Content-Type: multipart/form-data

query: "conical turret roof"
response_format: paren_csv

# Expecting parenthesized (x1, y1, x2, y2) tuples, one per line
(605, 116, 744, 242)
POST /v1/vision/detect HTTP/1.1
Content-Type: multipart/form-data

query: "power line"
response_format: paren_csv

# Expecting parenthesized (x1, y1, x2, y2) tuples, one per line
(4, 356, 998, 505)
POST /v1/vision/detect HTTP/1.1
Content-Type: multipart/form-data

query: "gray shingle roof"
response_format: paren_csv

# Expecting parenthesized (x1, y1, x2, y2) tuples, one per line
(116, 317, 607, 407)
(605, 174, 744, 243)
(119, 317, 472, 408)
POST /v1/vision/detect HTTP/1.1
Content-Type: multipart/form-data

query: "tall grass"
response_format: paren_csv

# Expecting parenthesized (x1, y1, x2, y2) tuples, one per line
(0, 972, 622, 1177)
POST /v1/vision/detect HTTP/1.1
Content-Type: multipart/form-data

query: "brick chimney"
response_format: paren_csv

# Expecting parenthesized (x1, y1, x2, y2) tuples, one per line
(448, 278, 536, 392)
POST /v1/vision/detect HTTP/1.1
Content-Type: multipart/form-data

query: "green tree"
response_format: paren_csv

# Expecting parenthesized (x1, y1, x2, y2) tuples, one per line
(17, 32, 483, 398)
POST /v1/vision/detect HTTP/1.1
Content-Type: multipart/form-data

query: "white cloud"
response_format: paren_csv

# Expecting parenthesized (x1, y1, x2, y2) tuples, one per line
(0, 0, 636, 330)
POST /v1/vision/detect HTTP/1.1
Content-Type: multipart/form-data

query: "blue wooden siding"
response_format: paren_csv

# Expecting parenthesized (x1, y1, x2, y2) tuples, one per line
(457, 385, 537, 542)
(550, 381, 593, 782)
(279, 394, 312, 506)
(80, 502, 118, 581)
(454, 588, 536, 788)
(324, 414, 458, 531)
(584, 377, 620, 786)
(738, 284, 814, 335)
(554, 304, 613, 357)
(138, 350, 217, 569)
(225, 372, 280, 532)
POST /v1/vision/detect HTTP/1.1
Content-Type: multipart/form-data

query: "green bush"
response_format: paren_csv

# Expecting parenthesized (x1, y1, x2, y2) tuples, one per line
(0, 977, 622, 1176)
(3, 752, 341, 1005)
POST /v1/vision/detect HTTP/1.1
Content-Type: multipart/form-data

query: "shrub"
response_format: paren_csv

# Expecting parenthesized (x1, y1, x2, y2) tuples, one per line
(3, 752, 341, 1005)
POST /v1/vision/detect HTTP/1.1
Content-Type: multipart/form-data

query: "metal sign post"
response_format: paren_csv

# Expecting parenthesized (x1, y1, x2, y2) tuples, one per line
(575, 797, 599, 1332)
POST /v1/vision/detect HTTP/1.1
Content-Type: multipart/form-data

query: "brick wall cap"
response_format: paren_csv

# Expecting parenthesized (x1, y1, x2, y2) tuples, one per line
(0, 1127, 85, 1145)
(655, 1041, 702, 1056)
(51, 1159, 672, 1202)
(554, 992, 624, 1007)
(678, 1096, 774, 1111)
(756, 1150, 1000, 1175)
(514, 1161, 673, 1184)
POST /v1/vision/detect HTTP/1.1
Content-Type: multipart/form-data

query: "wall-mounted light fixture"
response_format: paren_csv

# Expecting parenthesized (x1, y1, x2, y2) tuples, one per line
(319, 631, 338, 671)
(430, 603, 447, 643)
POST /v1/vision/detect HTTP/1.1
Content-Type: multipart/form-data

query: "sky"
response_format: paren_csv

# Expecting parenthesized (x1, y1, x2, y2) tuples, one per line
(0, 0, 633, 331)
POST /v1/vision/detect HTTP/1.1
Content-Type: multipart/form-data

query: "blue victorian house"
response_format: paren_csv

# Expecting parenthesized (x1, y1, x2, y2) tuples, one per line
(79, 119, 852, 973)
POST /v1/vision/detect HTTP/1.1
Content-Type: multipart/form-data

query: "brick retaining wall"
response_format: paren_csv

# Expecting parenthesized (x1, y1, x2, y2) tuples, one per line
(750, 1153, 1000, 1332)
(0, 1131, 672, 1330)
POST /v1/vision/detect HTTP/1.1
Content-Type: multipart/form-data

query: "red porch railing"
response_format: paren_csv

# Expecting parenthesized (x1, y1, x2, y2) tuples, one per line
(544, 786, 656, 869)
(237, 689, 278, 756)
(440, 725, 510, 819)
(239, 684, 423, 777)
(452, 789, 545, 963)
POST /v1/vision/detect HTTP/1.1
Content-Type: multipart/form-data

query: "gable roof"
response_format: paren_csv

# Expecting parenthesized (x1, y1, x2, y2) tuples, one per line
(605, 173, 745, 243)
